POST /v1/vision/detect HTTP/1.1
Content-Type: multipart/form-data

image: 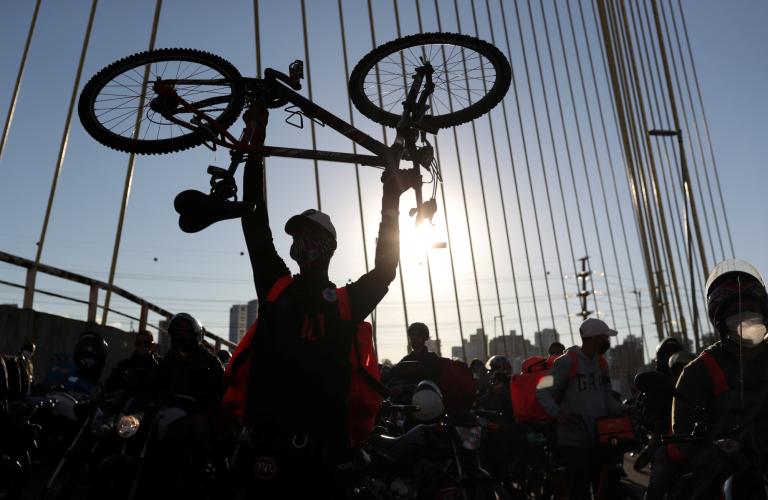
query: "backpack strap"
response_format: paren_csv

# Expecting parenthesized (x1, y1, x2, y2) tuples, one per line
(266, 275, 294, 302)
(700, 351, 729, 397)
(337, 286, 352, 321)
(567, 351, 609, 379)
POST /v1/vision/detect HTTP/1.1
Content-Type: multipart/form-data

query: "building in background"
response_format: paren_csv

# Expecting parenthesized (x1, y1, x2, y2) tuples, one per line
(608, 334, 645, 396)
(534, 328, 559, 354)
(451, 328, 488, 362)
(158, 318, 170, 355)
(229, 299, 258, 345)
(425, 338, 441, 356)
(229, 304, 248, 344)
(247, 299, 259, 328)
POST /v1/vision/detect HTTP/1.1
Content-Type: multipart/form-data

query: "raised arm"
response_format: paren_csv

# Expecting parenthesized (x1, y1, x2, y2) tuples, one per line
(346, 168, 415, 323)
(241, 105, 290, 301)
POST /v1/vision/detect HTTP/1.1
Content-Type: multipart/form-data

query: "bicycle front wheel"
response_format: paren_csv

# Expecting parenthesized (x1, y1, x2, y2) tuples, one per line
(349, 32, 511, 130)
(78, 48, 246, 155)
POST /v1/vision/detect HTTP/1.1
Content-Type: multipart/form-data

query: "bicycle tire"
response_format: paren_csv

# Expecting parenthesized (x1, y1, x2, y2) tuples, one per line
(349, 32, 511, 130)
(78, 48, 246, 155)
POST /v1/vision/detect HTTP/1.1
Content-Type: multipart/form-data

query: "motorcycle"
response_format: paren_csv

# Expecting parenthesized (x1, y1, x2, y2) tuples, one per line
(357, 381, 509, 499)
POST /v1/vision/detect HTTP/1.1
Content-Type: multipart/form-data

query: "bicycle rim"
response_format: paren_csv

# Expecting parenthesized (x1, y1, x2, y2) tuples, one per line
(79, 48, 244, 155)
(349, 32, 511, 130)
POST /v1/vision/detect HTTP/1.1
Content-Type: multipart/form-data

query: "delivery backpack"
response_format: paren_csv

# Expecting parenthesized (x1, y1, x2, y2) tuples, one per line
(221, 275, 386, 447)
(510, 351, 608, 422)
(437, 357, 477, 415)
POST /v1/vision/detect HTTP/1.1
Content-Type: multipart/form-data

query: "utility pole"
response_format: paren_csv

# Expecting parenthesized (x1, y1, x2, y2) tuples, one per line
(577, 257, 594, 321)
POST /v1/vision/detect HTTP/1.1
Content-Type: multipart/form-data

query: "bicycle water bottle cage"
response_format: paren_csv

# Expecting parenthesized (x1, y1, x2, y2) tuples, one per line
(284, 106, 326, 130)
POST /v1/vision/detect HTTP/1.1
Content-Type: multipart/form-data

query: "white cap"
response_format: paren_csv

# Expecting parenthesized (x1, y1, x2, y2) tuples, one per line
(579, 318, 617, 338)
(285, 209, 336, 240)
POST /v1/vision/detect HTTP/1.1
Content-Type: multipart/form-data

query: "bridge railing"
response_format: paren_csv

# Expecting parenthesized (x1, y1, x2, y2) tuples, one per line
(0, 250, 236, 351)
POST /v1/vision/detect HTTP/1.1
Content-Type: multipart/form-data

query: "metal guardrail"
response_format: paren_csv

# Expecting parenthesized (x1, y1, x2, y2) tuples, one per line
(0, 250, 236, 350)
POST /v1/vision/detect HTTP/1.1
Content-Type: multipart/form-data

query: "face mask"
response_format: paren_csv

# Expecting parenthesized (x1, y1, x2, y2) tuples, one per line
(290, 237, 334, 268)
(598, 340, 611, 355)
(21, 350, 33, 359)
(725, 311, 768, 348)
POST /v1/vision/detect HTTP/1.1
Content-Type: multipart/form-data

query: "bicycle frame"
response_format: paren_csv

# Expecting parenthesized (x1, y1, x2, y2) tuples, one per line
(154, 61, 437, 224)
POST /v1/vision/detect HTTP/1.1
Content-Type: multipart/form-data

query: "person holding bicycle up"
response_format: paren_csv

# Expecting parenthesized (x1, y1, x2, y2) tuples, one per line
(237, 104, 413, 498)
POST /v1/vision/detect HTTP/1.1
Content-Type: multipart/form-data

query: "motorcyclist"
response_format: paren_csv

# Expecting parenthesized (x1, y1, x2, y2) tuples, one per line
(671, 259, 768, 496)
(152, 313, 224, 491)
(237, 104, 411, 498)
(655, 336, 683, 376)
(155, 313, 224, 411)
(66, 331, 109, 395)
(388, 323, 441, 397)
(643, 350, 694, 500)
(478, 355, 513, 415)
(104, 330, 159, 399)
(536, 318, 628, 500)
(18, 340, 36, 394)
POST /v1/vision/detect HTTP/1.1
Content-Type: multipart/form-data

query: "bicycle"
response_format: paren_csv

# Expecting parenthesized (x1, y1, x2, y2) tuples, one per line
(77, 33, 511, 233)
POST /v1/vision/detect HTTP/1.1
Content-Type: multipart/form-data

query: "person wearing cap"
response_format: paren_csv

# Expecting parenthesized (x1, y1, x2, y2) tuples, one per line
(536, 318, 627, 500)
(237, 104, 414, 498)
(669, 259, 768, 497)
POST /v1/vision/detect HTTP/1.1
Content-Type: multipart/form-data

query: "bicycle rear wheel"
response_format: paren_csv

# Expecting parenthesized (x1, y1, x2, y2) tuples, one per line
(349, 32, 511, 130)
(78, 48, 245, 155)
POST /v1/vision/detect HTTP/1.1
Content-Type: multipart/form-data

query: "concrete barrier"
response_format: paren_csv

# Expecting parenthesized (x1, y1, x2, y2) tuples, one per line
(0, 305, 135, 385)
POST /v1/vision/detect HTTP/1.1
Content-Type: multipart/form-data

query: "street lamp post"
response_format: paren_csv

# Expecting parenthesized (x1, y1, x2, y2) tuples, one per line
(649, 129, 701, 352)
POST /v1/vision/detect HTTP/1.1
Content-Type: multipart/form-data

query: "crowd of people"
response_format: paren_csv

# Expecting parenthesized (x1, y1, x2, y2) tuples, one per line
(4, 116, 768, 499)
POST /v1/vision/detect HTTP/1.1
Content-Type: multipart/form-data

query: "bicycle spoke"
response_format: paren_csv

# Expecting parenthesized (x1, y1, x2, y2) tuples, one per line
(91, 56, 234, 144)
(359, 40, 502, 122)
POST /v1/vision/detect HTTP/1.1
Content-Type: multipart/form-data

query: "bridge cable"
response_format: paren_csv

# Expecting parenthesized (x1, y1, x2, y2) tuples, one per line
(0, 0, 42, 164)
(299, 0, 322, 210)
(337, 0, 377, 348)
(28, 0, 99, 311)
(102, 0, 163, 325)
(675, 0, 735, 258)
(551, 0, 633, 340)
(366, 0, 410, 346)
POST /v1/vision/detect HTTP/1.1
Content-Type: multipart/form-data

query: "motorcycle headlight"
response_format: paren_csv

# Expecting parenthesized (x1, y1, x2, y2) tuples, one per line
(116, 413, 142, 439)
(455, 425, 483, 450)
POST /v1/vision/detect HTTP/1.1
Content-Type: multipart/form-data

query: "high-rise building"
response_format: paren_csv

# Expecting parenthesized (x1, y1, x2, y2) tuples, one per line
(229, 304, 248, 344)
(246, 299, 259, 328)
(158, 318, 170, 355)
(425, 338, 441, 356)
(453, 328, 488, 362)
(608, 334, 645, 396)
(534, 328, 559, 354)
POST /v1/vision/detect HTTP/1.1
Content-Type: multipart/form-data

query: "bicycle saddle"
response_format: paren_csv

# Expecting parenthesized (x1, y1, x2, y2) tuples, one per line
(174, 190, 253, 233)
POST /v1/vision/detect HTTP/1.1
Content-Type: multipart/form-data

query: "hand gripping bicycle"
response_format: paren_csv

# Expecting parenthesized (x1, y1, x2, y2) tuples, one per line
(78, 33, 511, 232)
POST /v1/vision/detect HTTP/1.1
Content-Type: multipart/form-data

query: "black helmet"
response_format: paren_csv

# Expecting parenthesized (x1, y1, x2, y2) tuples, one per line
(705, 259, 768, 338)
(74, 332, 108, 384)
(217, 349, 232, 366)
(656, 337, 682, 359)
(168, 312, 204, 352)
(485, 355, 511, 374)
(668, 351, 695, 372)
(20, 341, 36, 356)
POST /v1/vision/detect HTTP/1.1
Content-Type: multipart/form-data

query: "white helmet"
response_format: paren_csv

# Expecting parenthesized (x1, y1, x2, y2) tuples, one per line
(705, 260, 768, 334)
(411, 380, 444, 421)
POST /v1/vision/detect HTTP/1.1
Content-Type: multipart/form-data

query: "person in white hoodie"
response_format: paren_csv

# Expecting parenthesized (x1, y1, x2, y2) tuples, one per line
(536, 318, 627, 500)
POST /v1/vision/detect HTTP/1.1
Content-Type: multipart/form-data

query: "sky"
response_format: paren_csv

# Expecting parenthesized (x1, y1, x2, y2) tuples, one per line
(0, 0, 767, 364)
